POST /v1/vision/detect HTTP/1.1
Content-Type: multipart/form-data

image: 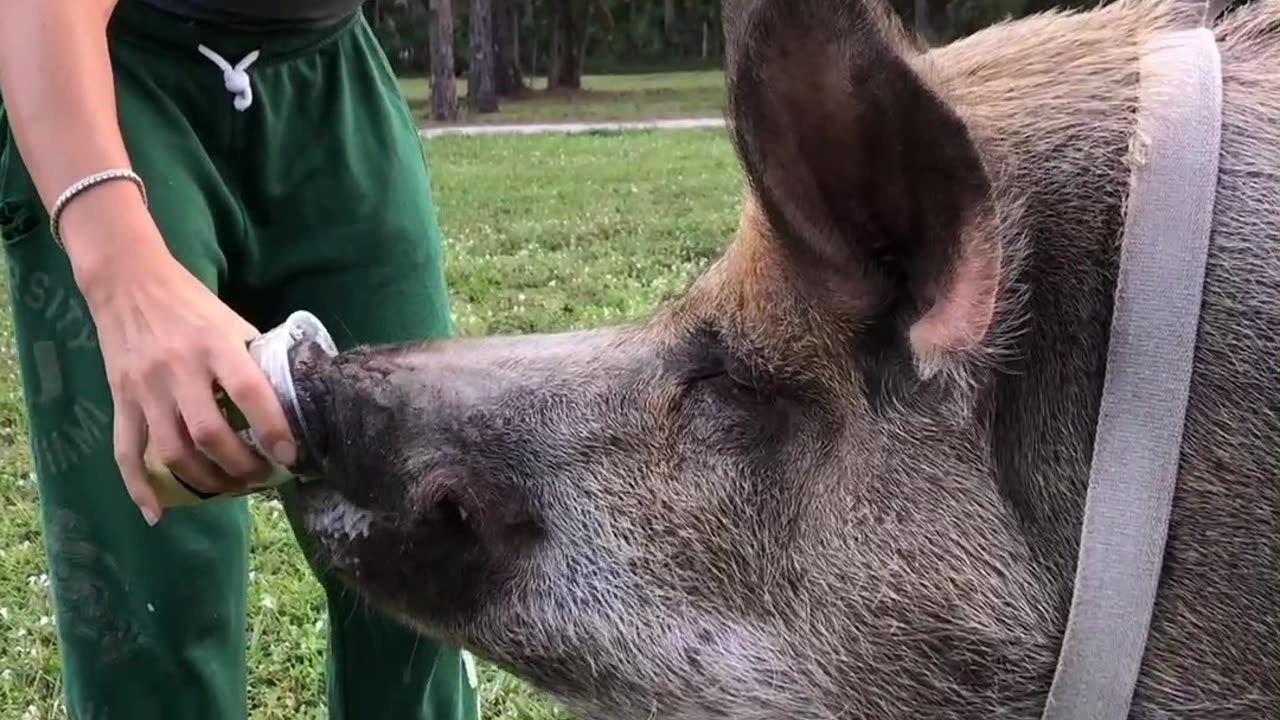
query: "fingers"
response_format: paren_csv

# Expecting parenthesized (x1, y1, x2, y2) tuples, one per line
(135, 341, 273, 495)
(212, 345, 297, 468)
(175, 375, 267, 479)
(113, 400, 162, 526)
(142, 397, 254, 495)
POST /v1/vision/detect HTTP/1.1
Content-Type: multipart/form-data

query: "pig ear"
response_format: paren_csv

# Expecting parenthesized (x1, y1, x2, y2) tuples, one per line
(725, 0, 999, 376)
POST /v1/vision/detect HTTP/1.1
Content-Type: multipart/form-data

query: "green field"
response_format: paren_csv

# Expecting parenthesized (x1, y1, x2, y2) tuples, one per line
(401, 70, 727, 127)
(0, 128, 745, 718)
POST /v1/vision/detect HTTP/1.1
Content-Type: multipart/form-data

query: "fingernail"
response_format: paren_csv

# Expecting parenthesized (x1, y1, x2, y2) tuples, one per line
(141, 506, 160, 527)
(272, 440, 297, 467)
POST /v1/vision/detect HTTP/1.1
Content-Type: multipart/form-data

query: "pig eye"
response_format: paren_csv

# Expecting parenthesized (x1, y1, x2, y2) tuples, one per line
(724, 359, 763, 394)
(677, 326, 768, 398)
(686, 357, 762, 398)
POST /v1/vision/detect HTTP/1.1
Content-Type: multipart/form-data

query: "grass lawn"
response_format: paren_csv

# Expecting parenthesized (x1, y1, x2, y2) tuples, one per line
(0, 127, 744, 719)
(401, 70, 727, 127)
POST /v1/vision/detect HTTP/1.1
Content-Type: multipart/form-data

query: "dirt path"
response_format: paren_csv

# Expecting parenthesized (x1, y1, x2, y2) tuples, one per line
(419, 117, 726, 138)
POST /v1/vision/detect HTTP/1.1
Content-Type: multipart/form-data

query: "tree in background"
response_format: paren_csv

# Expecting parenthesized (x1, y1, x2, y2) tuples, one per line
(469, 0, 500, 111)
(548, 0, 590, 89)
(429, 0, 458, 121)
(495, 0, 526, 95)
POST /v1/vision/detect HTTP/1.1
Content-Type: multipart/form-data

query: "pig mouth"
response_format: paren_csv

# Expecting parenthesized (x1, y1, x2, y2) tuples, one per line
(297, 486, 383, 546)
(292, 484, 388, 610)
(296, 486, 383, 572)
(293, 478, 497, 643)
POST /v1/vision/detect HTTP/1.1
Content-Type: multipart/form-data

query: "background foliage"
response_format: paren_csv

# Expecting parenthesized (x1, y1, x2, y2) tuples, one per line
(366, 0, 1125, 118)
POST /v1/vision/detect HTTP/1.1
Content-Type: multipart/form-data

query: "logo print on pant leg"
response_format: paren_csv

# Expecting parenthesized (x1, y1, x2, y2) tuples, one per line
(21, 271, 97, 350)
(16, 271, 111, 475)
(31, 399, 111, 477)
(32, 340, 63, 403)
(0, 200, 39, 244)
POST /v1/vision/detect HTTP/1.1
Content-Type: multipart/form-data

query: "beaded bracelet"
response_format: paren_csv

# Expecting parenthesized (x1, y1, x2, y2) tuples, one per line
(49, 168, 149, 249)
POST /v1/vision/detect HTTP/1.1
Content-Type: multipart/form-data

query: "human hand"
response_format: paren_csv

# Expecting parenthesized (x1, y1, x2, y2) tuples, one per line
(61, 183, 297, 525)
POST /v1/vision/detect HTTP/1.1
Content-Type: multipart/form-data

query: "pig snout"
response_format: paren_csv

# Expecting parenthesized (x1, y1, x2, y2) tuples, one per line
(284, 341, 546, 624)
(283, 336, 337, 477)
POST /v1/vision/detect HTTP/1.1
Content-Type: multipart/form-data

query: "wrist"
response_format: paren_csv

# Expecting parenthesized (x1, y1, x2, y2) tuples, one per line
(49, 167, 148, 246)
(58, 180, 171, 304)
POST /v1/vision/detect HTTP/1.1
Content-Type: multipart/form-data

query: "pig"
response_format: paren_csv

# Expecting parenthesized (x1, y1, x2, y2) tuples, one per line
(286, 0, 1280, 718)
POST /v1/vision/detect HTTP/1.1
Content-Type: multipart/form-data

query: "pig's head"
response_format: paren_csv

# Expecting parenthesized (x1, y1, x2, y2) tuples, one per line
(290, 0, 1203, 717)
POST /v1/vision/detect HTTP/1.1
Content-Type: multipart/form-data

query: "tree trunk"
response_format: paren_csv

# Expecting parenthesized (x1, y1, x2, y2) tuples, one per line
(663, 0, 676, 46)
(494, 0, 524, 96)
(547, 10, 560, 87)
(576, 2, 590, 74)
(469, 0, 499, 112)
(429, 0, 458, 122)
(512, 1, 521, 82)
(524, 0, 538, 79)
(529, 32, 539, 81)
(549, 0, 585, 90)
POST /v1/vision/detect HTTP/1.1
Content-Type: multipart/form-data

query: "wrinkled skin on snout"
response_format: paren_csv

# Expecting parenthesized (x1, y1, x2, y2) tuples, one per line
(291, 1, 1280, 718)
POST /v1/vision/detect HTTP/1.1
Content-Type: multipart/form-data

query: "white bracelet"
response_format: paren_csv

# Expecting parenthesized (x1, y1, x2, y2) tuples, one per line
(49, 168, 149, 249)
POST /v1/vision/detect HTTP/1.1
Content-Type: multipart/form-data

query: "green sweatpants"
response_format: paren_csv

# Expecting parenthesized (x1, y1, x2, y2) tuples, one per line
(0, 3, 478, 719)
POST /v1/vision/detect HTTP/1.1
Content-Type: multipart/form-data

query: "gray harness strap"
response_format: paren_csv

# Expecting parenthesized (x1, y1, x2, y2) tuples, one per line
(1040, 11, 1223, 720)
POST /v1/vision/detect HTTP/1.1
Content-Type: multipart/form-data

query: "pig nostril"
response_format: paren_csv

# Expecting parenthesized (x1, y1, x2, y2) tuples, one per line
(432, 491, 473, 532)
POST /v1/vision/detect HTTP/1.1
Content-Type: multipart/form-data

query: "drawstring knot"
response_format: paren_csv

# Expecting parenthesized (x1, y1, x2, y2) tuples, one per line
(197, 44, 260, 112)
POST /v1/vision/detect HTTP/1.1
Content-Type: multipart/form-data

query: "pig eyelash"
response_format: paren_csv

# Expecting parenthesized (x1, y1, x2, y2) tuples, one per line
(679, 343, 749, 389)
(684, 367, 729, 384)
(677, 324, 770, 396)
(686, 365, 762, 397)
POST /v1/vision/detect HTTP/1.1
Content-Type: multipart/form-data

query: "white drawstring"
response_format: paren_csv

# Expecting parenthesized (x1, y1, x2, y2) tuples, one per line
(197, 44, 261, 112)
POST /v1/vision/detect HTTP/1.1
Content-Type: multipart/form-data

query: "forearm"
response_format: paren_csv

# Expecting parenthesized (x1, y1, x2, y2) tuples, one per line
(0, 0, 168, 290)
